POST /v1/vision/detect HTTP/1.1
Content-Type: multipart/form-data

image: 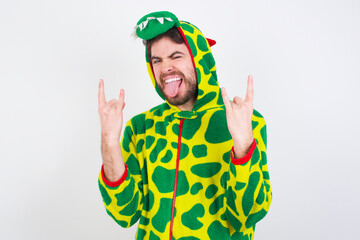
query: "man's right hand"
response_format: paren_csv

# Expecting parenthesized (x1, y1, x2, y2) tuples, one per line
(98, 79, 126, 182)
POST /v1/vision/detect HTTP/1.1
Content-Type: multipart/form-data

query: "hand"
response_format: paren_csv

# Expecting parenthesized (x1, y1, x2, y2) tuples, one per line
(98, 79, 126, 146)
(98, 79, 126, 181)
(221, 75, 254, 158)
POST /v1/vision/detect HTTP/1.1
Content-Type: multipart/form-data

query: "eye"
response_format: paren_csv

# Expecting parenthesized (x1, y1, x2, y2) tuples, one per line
(152, 59, 160, 64)
(173, 55, 182, 59)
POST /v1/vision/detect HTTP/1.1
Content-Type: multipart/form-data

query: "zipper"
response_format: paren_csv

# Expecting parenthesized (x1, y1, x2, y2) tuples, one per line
(169, 118, 185, 240)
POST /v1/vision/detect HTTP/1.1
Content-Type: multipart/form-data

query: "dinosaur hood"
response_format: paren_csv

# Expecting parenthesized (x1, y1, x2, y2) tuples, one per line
(135, 11, 223, 114)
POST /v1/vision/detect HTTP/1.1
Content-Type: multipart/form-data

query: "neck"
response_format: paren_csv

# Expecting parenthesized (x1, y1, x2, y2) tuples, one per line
(176, 97, 196, 111)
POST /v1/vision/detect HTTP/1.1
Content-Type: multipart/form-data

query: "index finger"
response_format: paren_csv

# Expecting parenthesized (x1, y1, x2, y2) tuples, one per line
(98, 79, 106, 107)
(245, 75, 254, 103)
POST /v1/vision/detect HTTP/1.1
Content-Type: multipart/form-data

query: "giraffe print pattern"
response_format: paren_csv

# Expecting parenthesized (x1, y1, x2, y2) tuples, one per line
(98, 13, 272, 240)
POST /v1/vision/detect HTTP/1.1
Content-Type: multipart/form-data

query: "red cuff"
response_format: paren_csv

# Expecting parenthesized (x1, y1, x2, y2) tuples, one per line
(231, 139, 257, 165)
(101, 164, 128, 187)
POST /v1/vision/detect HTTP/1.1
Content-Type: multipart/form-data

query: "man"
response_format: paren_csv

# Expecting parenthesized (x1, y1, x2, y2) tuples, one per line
(98, 11, 271, 240)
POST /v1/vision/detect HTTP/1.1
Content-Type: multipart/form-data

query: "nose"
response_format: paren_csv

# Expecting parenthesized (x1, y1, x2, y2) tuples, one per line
(161, 59, 174, 73)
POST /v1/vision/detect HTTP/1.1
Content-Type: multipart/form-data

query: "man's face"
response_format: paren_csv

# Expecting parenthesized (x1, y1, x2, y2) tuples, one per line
(150, 37, 197, 111)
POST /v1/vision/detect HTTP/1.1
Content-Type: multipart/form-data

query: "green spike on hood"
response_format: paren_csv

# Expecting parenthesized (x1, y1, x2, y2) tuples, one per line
(136, 11, 223, 113)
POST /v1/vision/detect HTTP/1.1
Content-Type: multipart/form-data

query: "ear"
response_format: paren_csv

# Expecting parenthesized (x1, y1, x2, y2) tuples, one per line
(206, 38, 216, 47)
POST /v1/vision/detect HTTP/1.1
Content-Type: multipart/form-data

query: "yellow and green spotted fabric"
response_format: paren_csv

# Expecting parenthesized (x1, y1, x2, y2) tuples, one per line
(98, 11, 272, 240)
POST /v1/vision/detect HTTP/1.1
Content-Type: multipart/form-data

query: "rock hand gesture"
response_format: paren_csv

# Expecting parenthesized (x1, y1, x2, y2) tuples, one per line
(221, 75, 255, 159)
(98, 79, 126, 181)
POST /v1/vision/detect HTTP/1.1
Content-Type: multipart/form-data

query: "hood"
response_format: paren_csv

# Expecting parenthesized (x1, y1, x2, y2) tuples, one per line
(135, 11, 224, 114)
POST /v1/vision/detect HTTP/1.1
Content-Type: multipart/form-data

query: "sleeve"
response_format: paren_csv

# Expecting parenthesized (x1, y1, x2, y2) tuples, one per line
(224, 111, 272, 232)
(98, 120, 143, 228)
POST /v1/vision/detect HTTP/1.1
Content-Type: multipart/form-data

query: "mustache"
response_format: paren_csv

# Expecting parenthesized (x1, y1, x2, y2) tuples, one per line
(160, 71, 185, 82)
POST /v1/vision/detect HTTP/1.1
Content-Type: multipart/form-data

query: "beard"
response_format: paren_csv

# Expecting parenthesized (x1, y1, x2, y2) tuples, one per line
(156, 70, 198, 107)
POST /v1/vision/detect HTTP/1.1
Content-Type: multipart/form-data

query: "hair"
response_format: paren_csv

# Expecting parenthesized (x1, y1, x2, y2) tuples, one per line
(143, 27, 185, 59)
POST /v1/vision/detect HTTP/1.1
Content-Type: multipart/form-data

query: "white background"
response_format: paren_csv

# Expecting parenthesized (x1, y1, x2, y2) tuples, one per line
(1, 0, 359, 239)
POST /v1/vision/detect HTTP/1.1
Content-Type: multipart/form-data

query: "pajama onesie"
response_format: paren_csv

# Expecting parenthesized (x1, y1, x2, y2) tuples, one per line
(98, 11, 272, 240)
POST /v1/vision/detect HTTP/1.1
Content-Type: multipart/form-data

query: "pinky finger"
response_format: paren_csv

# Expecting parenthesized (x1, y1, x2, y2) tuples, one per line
(221, 87, 232, 113)
(119, 89, 125, 109)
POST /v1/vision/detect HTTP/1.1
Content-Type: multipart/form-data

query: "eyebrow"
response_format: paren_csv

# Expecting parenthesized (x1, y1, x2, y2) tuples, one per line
(151, 51, 185, 61)
(169, 51, 184, 58)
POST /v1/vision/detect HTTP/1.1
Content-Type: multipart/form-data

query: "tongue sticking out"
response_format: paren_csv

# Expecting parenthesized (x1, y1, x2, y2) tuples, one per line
(164, 80, 182, 98)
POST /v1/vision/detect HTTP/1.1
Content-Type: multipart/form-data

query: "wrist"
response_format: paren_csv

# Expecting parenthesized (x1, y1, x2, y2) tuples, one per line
(231, 139, 257, 165)
(233, 138, 254, 159)
(101, 130, 120, 144)
(103, 162, 126, 183)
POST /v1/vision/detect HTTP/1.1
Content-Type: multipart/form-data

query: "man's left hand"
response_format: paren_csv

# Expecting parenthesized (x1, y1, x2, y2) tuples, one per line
(221, 75, 254, 159)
